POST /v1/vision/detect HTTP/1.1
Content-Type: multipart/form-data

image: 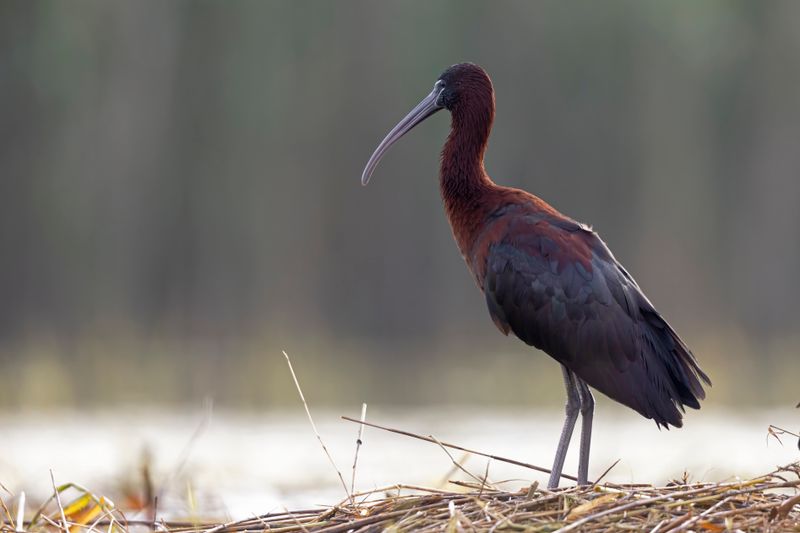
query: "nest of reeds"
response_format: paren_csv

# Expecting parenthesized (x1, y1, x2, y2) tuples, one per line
(182, 464, 800, 532)
(4, 463, 798, 533)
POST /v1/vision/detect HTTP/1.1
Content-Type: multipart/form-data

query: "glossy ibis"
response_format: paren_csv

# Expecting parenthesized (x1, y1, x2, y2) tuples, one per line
(361, 63, 710, 488)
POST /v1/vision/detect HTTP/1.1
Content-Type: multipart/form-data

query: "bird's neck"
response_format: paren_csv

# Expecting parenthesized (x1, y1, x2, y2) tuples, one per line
(440, 99, 496, 255)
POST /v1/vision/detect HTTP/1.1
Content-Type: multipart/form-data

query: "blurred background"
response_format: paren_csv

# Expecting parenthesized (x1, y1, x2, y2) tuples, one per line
(0, 0, 798, 514)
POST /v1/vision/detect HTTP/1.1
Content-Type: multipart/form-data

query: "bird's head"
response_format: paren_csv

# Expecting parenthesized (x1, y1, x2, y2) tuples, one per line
(361, 63, 493, 185)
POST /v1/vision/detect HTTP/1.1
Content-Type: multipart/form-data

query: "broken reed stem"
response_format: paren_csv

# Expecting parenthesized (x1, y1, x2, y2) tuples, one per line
(151, 495, 158, 532)
(341, 416, 579, 482)
(429, 435, 490, 489)
(350, 403, 367, 496)
(48, 471, 67, 533)
(158, 464, 799, 533)
(591, 459, 620, 487)
(767, 424, 800, 451)
(479, 459, 492, 499)
(437, 452, 472, 489)
(12, 463, 800, 533)
(14, 493, 24, 533)
(670, 495, 731, 533)
(554, 477, 800, 533)
(283, 350, 353, 505)
(0, 496, 13, 532)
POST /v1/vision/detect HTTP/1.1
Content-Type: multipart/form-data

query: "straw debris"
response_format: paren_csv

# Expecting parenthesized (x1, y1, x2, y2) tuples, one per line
(179, 464, 800, 532)
(4, 464, 798, 533)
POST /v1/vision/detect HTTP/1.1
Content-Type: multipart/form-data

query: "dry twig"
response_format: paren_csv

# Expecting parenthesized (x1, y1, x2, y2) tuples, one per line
(341, 416, 579, 482)
(284, 350, 352, 504)
(48, 472, 67, 533)
(350, 403, 367, 496)
(7, 465, 800, 533)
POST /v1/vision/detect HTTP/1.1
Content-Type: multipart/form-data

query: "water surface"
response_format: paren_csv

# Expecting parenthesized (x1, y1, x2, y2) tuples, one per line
(0, 406, 796, 519)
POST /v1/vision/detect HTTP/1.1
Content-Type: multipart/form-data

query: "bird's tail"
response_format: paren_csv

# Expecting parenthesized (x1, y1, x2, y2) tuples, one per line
(641, 308, 711, 427)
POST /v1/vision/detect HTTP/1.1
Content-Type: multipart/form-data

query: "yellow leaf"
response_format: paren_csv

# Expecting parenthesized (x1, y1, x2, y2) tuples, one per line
(57, 492, 113, 533)
(68, 504, 102, 533)
(62, 493, 93, 518)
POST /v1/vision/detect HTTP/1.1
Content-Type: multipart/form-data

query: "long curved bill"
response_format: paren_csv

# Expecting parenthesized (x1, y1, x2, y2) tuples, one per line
(361, 83, 444, 186)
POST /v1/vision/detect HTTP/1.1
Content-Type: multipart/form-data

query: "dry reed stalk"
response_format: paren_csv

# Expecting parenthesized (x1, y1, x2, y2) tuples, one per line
(283, 351, 352, 505)
(92, 462, 797, 533)
(0, 494, 13, 531)
(48, 472, 67, 533)
(15, 494, 25, 533)
(341, 416, 579, 482)
(349, 403, 367, 496)
(429, 434, 494, 490)
(11, 468, 798, 533)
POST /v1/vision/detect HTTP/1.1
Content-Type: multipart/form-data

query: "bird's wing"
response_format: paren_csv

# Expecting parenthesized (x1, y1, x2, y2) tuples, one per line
(476, 215, 710, 428)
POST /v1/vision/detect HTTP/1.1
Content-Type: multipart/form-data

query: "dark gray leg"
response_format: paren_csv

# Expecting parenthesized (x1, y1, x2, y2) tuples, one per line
(575, 378, 595, 486)
(547, 365, 580, 489)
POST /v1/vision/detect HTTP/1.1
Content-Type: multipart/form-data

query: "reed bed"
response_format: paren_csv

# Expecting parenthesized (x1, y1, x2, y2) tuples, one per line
(2, 462, 798, 533)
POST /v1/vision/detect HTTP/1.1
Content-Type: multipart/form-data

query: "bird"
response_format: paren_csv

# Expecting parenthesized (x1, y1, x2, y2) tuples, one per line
(360, 63, 710, 489)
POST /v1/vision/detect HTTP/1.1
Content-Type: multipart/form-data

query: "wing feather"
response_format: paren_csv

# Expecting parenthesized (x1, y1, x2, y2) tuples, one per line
(480, 218, 710, 428)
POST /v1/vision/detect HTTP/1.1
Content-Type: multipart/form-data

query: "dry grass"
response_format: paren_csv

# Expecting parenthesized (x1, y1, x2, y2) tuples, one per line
(2, 463, 799, 533)
(197, 465, 800, 532)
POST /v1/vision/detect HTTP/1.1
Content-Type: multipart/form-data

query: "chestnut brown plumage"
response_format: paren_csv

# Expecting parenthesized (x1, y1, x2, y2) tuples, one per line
(361, 63, 710, 488)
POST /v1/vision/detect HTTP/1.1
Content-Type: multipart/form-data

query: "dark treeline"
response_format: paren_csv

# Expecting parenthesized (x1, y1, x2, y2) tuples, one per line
(1, 2, 799, 396)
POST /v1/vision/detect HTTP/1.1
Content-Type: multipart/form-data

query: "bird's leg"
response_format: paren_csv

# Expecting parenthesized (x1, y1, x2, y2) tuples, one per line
(575, 378, 595, 486)
(547, 365, 581, 489)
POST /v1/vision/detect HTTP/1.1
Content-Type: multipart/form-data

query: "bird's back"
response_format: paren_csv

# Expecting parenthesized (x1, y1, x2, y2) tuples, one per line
(461, 187, 710, 427)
